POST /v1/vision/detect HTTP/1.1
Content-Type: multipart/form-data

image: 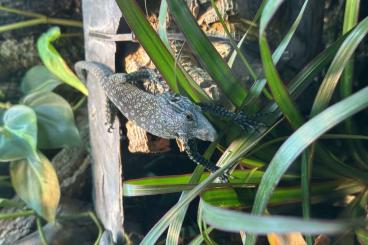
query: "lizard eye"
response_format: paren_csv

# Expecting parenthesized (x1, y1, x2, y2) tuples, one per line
(185, 112, 194, 121)
(170, 94, 181, 102)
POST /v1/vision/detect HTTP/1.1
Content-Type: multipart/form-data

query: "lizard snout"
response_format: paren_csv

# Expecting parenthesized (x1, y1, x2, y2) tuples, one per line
(195, 128, 218, 142)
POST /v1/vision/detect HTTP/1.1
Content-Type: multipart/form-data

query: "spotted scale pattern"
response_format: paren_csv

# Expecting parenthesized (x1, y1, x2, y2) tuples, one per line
(74, 61, 218, 142)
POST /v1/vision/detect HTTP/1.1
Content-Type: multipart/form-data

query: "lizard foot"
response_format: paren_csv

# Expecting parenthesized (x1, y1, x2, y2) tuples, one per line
(105, 121, 114, 133)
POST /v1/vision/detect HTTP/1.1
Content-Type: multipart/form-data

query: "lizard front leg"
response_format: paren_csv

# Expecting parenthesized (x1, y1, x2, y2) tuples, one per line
(182, 138, 228, 182)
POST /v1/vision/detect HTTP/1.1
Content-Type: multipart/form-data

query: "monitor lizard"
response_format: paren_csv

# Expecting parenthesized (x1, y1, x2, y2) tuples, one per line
(75, 61, 261, 182)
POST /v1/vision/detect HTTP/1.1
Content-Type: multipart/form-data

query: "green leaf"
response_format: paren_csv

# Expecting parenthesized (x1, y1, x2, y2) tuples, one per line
(10, 152, 60, 222)
(259, 0, 304, 128)
(37, 27, 88, 95)
(21, 92, 80, 149)
(20, 65, 62, 94)
(201, 181, 362, 208)
(200, 200, 357, 235)
(242, 0, 308, 108)
(247, 87, 368, 244)
(0, 105, 38, 161)
(357, 229, 368, 245)
(166, 166, 205, 245)
(158, 0, 170, 48)
(167, 0, 247, 107)
(209, 0, 257, 81)
(311, 17, 368, 116)
(343, 0, 360, 33)
(115, 0, 209, 103)
(123, 169, 297, 197)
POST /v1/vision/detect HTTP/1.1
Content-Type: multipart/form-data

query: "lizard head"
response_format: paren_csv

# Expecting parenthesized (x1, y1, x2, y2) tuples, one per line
(163, 93, 218, 142)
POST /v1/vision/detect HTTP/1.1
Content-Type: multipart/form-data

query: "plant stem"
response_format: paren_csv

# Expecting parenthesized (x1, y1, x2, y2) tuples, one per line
(0, 5, 83, 34)
(0, 19, 44, 33)
(72, 96, 86, 111)
(47, 17, 83, 28)
(0, 210, 34, 220)
(37, 217, 48, 245)
(0, 6, 44, 18)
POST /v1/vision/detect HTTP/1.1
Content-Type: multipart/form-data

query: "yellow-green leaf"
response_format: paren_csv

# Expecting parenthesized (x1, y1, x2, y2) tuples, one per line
(10, 152, 60, 222)
(37, 27, 88, 95)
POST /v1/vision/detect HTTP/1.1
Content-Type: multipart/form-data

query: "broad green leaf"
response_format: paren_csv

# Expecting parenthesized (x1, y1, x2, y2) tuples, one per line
(37, 27, 88, 95)
(21, 92, 80, 149)
(20, 65, 62, 94)
(200, 200, 357, 235)
(0, 105, 38, 161)
(247, 87, 368, 244)
(10, 152, 60, 222)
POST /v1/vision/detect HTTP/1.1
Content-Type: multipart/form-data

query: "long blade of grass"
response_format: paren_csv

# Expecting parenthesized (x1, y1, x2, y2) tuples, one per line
(311, 16, 368, 116)
(115, 0, 209, 103)
(201, 181, 363, 208)
(340, 0, 367, 169)
(158, 0, 170, 48)
(123, 170, 277, 197)
(228, 0, 266, 67)
(271, 0, 309, 63)
(200, 200, 363, 235)
(209, 0, 257, 81)
(259, 0, 304, 128)
(167, 0, 247, 107)
(165, 168, 204, 245)
(139, 162, 229, 245)
(244, 0, 309, 108)
(246, 86, 368, 245)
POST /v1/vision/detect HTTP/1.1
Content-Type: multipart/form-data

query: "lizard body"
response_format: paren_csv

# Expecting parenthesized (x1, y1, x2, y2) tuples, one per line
(75, 61, 217, 142)
(75, 61, 265, 181)
(75, 61, 221, 175)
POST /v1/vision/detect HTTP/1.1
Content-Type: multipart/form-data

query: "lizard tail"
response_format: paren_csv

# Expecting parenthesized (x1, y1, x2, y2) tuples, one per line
(74, 61, 114, 84)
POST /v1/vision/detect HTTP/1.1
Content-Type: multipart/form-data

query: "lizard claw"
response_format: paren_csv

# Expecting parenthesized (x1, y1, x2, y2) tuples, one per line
(105, 122, 114, 133)
(217, 169, 234, 183)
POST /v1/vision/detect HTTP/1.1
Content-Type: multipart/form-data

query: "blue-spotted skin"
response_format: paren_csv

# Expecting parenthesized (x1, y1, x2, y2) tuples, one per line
(74, 61, 218, 142)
